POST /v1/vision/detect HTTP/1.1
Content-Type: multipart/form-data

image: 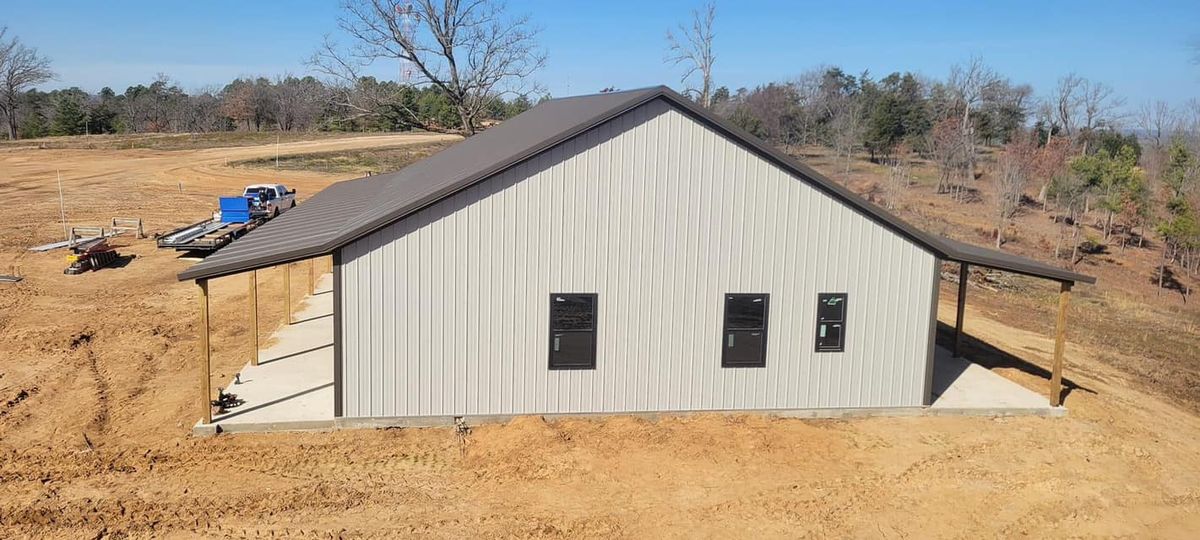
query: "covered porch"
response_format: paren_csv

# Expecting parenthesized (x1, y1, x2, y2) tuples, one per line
(202, 273, 336, 433)
(192, 256, 339, 435)
(939, 236, 1096, 408)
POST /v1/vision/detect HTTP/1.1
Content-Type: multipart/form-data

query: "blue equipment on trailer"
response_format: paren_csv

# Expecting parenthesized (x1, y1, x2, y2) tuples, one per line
(218, 196, 253, 223)
(156, 192, 289, 252)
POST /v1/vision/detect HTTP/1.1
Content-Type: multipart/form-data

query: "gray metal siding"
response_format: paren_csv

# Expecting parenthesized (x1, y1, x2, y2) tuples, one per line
(339, 99, 939, 417)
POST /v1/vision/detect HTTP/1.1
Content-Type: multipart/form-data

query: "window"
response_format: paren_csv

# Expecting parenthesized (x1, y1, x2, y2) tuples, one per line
(815, 293, 847, 352)
(549, 294, 597, 370)
(722, 294, 769, 368)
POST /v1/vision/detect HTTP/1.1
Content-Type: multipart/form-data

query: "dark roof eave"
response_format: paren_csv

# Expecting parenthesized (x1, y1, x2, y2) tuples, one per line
(177, 244, 335, 281)
(944, 253, 1097, 285)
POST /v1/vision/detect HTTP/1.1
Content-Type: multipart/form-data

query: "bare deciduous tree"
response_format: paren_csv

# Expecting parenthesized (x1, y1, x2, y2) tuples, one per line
(1078, 78, 1125, 152)
(1137, 100, 1177, 150)
(666, 2, 716, 108)
(0, 27, 54, 139)
(272, 75, 327, 131)
(1034, 98, 1057, 145)
(787, 67, 831, 146)
(927, 117, 971, 199)
(1053, 73, 1084, 137)
(947, 56, 999, 131)
(993, 137, 1036, 248)
(947, 56, 1000, 180)
(829, 97, 864, 183)
(883, 144, 913, 210)
(310, 37, 427, 129)
(181, 88, 228, 133)
(314, 0, 545, 134)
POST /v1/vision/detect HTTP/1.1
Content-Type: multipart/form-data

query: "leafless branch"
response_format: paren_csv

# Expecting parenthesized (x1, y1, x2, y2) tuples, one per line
(665, 2, 716, 108)
(0, 27, 55, 139)
(318, 0, 545, 134)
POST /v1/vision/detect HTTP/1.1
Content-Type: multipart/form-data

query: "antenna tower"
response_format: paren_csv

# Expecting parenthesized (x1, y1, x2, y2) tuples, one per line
(395, 2, 417, 84)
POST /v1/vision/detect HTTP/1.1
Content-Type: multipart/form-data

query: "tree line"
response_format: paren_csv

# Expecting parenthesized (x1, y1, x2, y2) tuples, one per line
(2, 73, 533, 139)
(0, 0, 544, 140)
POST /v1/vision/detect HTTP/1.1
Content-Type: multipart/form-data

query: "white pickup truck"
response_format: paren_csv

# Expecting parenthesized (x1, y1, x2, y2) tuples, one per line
(242, 184, 296, 218)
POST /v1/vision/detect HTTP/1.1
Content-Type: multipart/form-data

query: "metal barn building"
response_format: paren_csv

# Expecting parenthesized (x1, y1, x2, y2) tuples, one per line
(181, 86, 1094, 429)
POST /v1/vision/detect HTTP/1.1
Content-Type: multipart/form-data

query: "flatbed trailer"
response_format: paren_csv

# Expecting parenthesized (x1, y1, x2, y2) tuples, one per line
(156, 217, 264, 252)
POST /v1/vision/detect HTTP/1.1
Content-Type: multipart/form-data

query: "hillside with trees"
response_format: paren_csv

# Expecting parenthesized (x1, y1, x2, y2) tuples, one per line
(703, 63, 1199, 302)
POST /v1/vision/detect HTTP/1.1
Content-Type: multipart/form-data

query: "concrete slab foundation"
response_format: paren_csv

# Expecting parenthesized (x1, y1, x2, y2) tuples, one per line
(205, 274, 335, 432)
(194, 280, 1064, 437)
(929, 347, 1061, 414)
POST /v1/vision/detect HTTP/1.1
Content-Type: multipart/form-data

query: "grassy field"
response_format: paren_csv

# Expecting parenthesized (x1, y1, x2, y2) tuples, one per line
(0, 130, 446, 152)
(229, 141, 455, 174)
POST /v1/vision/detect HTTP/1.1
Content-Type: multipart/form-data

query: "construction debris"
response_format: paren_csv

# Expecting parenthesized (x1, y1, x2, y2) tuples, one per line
(211, 388, 244, 414)
(64, 238, 121, 274)
(1, 265, 24, 283)
(111, 217, 145, 239)
(29, 218, 144, 252)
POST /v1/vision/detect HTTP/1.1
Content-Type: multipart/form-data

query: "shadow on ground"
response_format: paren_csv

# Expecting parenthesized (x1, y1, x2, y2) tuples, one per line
(935, 321, 1097, 405)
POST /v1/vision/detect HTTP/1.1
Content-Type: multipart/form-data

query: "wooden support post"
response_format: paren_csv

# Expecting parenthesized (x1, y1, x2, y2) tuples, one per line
(308, 258, 315, 294)
(249, 270, 259, 366)
(1049, 281, 1073, 407)
(283, 263, 292, 324)
(953, 262, 968, 358)
(198, 279, 212, 425)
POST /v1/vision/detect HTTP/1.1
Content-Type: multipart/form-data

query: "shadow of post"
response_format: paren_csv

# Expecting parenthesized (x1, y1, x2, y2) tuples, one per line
(934, 321, 1096, 404)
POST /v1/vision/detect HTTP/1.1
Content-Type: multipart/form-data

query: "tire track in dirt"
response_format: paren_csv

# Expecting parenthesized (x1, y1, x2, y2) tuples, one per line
(0, 485, 347, 533)
(67, 330, 112, 434)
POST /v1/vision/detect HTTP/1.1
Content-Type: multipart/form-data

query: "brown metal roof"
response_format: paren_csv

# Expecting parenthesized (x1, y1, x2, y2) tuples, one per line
(178, 85, 1095, 285)
(938, 237, 1094, 284)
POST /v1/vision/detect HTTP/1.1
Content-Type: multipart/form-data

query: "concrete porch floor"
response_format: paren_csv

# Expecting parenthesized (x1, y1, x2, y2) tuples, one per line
(202, 274, 336, 433)
(195, 285, 1062, 436)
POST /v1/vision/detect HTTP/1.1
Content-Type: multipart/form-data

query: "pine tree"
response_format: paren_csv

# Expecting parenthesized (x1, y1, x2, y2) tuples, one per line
(1154, 138, 1200, 296)
(50, 94, 87, 136)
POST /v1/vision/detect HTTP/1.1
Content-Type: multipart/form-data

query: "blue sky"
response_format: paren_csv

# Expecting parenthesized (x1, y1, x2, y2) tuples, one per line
(5, 0, 1198, 111)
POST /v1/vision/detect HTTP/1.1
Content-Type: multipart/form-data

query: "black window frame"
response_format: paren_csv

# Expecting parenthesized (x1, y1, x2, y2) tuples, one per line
(548, 293, 598, 370)
(721, 293, 770, 368)
(815, 292, 848, 353)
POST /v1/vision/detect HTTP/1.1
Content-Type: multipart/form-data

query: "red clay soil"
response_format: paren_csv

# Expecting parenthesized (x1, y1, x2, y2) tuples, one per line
(0, 137, 1198, 538)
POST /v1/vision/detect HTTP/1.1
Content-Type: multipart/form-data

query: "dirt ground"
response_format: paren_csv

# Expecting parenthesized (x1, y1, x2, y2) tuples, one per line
(1, 134, 1199, 538)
